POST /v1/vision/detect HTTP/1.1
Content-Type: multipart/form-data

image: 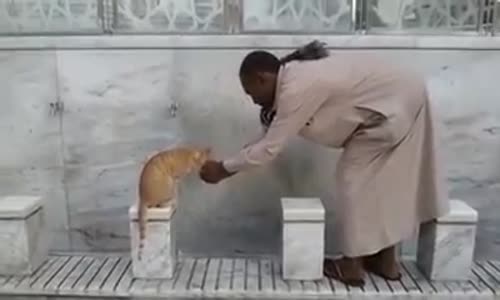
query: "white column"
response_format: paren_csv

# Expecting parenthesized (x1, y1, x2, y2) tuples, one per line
(417, 199, 478, 281)
(0, 196, 50, 276)
(129, 204, 177, 279)
(281, 197, 325, 281)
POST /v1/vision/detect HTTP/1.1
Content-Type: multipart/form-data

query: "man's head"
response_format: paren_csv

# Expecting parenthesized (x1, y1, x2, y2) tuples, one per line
(238, 51, 281, 109)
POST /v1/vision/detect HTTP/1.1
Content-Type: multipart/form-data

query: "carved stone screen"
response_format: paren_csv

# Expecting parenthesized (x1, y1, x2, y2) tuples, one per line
(112, 0, 225, 33)
(0, 0, 102, 34)
(242, 0, 353, 33)
(365, 0, 481, 33)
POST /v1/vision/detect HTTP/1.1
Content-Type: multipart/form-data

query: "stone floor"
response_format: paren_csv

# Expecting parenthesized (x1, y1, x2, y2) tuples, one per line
(0, 253, 500, 299)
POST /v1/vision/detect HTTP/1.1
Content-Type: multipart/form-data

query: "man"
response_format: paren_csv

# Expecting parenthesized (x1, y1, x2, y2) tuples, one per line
(199, 41, 449, 286)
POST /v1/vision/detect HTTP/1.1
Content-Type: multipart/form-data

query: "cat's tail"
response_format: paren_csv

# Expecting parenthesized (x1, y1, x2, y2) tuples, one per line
(137, 164, 149, 261)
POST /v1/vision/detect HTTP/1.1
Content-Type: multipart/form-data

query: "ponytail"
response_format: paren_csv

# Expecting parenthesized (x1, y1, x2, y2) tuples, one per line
(279, 40, 329, 65)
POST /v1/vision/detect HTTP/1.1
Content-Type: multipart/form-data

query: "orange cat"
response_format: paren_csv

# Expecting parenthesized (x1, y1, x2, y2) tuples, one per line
(137, 146, 211, 260)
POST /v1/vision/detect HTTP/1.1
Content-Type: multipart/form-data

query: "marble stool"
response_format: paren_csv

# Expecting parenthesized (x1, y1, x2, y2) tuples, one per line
(416, 199, 478, 281)
(0, 195, 49, 276)
(281, 197, 325, 280)
(129, 204, 178, 279)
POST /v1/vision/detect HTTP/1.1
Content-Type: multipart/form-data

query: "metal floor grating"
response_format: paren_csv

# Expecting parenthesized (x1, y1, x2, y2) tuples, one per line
(0, 253, 500, 299)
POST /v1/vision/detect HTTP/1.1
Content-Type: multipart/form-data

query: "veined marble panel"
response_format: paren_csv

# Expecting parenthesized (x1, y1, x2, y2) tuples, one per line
(64, 162, 139, 252)
(57, 50, 182, 168)
(0, 51, 61, 170)
(0, 51, 69, 251)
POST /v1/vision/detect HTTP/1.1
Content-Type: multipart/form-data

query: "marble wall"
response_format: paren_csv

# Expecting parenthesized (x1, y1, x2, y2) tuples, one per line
(0, 46, 499, 260)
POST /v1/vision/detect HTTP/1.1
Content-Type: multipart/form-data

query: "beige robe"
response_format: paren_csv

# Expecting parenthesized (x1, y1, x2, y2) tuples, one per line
(223, 53, 450, 257)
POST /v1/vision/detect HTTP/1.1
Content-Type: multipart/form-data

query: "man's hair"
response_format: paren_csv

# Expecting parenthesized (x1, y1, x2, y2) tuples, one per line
(240, 40, 330, 128)
(239, 40, 329, 77)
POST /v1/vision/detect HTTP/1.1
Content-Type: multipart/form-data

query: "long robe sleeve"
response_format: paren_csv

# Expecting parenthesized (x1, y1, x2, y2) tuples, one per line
(243, 127, 266, 148)
(223, 75, 330, 173)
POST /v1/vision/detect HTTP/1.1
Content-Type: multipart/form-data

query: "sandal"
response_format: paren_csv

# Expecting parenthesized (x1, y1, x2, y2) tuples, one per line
(363, 248, 402, 281)
(323, 257, 365, 287)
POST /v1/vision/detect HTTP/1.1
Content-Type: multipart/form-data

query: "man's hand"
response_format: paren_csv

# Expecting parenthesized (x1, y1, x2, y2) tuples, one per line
(199, 160, 235, 184)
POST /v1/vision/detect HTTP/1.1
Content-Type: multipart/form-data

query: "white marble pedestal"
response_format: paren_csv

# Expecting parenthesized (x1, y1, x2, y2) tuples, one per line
(281, 197, 325, 281)
(0, 195, 49, 276)
(416, 199, 478, 281)
(129, 204, 177, 279)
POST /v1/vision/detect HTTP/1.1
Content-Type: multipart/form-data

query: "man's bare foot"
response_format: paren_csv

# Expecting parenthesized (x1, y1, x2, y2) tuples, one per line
(323, 257, 365, 287)
(363, 246, 401, 280)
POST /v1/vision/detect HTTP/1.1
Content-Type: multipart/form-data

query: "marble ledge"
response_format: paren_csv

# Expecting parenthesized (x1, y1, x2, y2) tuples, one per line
(281, 197, 325, 221)
(416, 199, 478, 281)
(129, 204, 175, 221)
(129, 205, 177, 279)
(1, 35, 500, 50)
(0, 196, 42, 219)
(281, 197, 325, 280)
(0, 196, 50, 276)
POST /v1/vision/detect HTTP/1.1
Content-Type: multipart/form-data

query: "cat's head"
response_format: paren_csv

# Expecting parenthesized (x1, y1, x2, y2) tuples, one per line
(192, 147, 211, 165)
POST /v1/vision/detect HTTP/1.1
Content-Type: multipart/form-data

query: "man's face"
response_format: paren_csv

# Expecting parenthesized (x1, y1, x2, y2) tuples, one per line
(240, 72, 277, 108)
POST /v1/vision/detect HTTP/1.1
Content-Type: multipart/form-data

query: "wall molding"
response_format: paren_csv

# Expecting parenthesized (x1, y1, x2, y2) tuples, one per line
(1, 34, 500, 51)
